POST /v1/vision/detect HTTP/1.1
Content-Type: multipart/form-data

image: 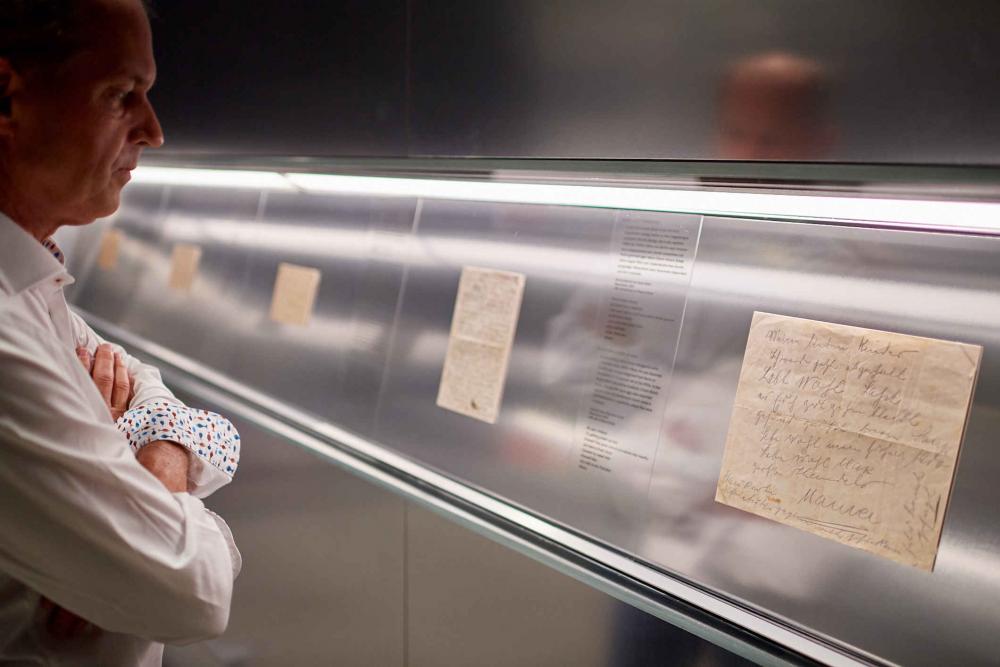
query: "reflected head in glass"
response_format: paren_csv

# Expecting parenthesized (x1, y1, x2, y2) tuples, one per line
(716, 51, 836, 161)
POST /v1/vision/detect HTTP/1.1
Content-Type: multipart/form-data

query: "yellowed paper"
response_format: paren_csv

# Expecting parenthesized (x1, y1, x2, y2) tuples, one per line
(436, 266, 526, 424)
(167, 244, 202, 292)
(269, 262, 321, 326)
(715, 312, 981, 570)
(97, 229, 122, 270)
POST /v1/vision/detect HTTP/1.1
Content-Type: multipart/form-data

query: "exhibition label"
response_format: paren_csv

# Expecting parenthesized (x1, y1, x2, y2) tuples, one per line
(569, 212, 701, 480)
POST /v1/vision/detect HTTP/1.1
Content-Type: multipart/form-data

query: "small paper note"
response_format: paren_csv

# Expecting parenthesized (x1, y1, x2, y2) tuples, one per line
(97, 229, 122, 270)
(269, 262, 321, 326)
(715, 312, 981, 570)
(437, 266, 526, 424)
(167, 244, 202, 292)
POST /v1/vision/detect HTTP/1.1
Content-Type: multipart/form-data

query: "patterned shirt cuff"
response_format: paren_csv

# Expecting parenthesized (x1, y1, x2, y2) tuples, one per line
(117, 400, 241, 498)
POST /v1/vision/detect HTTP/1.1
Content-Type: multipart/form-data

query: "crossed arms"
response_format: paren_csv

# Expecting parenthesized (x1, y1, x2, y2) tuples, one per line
(0, 310, 240, 643)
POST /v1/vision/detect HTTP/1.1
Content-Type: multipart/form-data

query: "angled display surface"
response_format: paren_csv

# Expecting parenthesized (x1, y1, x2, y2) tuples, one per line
(64, 167, 1000, 666)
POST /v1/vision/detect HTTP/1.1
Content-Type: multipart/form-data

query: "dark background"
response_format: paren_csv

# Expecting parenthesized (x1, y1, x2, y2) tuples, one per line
(148, 1, 1000, 164)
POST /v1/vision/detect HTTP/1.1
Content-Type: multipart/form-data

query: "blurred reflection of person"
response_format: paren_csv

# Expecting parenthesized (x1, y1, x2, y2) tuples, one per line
(717, 51, 836, 160)
(543, 291, 835, 665)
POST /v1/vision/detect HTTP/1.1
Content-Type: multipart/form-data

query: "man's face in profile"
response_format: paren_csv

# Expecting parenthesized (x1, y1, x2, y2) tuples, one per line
(3, 0, 162, 227)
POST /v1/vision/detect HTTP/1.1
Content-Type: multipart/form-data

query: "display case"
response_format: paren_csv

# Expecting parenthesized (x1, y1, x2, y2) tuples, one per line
(60, 159, 1000, 666)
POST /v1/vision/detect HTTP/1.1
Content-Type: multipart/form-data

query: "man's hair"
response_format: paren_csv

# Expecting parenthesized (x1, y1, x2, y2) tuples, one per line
(0, 0, 151, 72)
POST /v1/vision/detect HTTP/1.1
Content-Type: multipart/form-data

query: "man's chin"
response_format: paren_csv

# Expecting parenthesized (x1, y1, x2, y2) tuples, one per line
(72, 192, 123, 226)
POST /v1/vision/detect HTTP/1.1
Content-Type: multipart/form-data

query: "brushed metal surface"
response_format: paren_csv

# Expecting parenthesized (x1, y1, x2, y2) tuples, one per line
(410, 0, 1000, 163)
(406, 504, 753, 667)
(149, 1, 407, 157)
(143, 2, 1000, 164)
(63, 177, 1000, 665)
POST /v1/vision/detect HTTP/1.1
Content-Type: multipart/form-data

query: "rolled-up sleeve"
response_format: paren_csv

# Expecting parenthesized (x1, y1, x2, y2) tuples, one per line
(70, 309, 239, 497)
(0, 316, 239, 643)
(117, 401, 241, 498)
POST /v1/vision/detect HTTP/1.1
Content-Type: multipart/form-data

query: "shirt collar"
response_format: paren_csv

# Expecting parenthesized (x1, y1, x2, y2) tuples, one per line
(0, 212, 73, 296)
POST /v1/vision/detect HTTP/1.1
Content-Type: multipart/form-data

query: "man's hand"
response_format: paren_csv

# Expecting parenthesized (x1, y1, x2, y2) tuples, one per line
(76, 344, 190, 492)
(75, 344, 131, 421)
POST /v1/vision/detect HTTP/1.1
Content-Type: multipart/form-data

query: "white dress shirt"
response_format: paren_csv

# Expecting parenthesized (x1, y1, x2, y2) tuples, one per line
(0, 215, 241, 666)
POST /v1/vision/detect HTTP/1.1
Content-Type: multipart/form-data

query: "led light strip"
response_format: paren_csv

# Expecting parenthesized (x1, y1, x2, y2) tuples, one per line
(132, 166, 1000, 234)
(132, 166, 294, 190)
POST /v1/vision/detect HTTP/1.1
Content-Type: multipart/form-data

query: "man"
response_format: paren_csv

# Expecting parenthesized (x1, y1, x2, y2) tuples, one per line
(0, 1, 241, 664)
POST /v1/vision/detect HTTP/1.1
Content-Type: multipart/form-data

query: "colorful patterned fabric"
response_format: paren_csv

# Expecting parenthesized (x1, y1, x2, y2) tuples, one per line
(118, 400, 241, 480)
(42, 237, 65, 265)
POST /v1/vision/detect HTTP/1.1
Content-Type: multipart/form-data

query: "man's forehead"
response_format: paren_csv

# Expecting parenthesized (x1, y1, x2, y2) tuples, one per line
(63, 1, 156, 80)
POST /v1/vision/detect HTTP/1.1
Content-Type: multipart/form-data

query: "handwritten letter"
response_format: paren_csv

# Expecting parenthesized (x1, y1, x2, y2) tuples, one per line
(716, 312, 981, 570)
(269, 262, 321, 326)
(437, 266, 526, 424)
(97, 229, 122, 270)
(167, 244, 202, 292)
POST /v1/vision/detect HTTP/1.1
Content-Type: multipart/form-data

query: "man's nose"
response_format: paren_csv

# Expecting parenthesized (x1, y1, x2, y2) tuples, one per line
(130, 95, 164, 148)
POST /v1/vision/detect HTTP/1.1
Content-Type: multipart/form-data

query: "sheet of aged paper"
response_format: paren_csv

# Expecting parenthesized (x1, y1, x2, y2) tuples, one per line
(167, 244, 202, 292)
(269, 262, 321, 326)
(716, 312, 981, 570)
(97, 229, 122, 270)
(436, 266, 526, 424)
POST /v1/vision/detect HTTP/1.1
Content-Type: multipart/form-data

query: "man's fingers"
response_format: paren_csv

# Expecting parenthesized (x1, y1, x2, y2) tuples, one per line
(91, 344, 115, 404)
(75, 346, 92, 372)
(110, 353, 130, 418)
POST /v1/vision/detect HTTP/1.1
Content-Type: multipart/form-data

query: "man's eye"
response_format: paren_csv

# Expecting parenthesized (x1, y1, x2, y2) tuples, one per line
(108, 89, 131, 105)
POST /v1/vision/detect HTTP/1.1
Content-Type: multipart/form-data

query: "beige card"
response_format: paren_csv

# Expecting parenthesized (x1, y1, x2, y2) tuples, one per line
(436, 266, 526, 424)
(715, 312, 981, 570)
(97, 229, 122, 270)
(167, 244, 202, 292)
(269, 262, 321, 326)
